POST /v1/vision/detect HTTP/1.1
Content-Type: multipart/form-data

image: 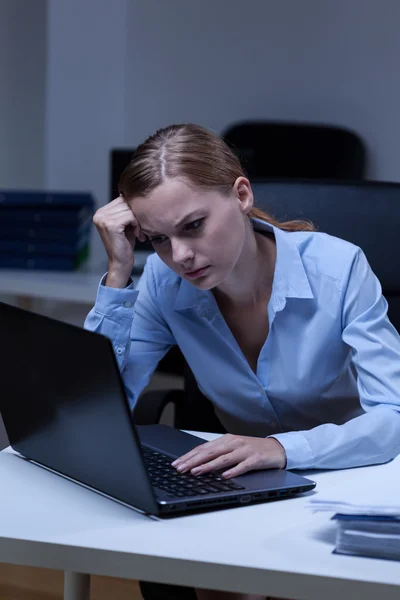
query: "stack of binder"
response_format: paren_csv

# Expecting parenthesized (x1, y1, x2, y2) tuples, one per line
(0, 190, 95, 271)
(307, 461, 400, 561)
(333, 513, 400, 561)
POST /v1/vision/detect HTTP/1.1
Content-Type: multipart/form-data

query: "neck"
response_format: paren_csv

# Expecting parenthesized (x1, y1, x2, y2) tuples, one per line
(213, 221, 276, 309)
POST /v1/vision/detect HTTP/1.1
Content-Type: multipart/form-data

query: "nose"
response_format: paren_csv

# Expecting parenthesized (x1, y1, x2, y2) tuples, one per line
(171, 238, 194, 265)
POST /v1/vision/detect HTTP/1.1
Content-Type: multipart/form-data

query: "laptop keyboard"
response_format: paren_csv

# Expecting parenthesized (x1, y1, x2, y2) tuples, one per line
(141, 446, 245, 497)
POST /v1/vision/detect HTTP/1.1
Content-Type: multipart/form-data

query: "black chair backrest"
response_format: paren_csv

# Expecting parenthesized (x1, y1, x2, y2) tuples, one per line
(222, 121, 366, 180)
(251, 179, 400, 332)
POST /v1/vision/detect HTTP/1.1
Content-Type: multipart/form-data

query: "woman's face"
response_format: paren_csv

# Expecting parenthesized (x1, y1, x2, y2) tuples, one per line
(128, 177, 253, 290)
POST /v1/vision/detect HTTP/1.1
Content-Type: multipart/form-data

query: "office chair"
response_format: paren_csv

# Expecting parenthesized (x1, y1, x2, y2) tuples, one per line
(222, 121, 367, 180)
(136, 178, 400, 600)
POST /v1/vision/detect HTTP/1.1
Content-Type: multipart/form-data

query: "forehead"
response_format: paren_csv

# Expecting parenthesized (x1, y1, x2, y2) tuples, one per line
(128, 178, 224, 232)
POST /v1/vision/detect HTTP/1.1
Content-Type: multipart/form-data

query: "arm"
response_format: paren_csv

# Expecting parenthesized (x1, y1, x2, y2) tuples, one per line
(271, 248, 400, 470)
(84, 258, 175, 410)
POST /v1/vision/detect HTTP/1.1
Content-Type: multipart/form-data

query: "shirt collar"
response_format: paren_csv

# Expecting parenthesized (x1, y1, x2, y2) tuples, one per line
(174, 217, 314, 312)
(252, 218, 314, 304)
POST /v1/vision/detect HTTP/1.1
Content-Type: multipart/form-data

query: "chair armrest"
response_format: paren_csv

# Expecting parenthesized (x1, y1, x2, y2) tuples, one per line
(132, 389, 185, 426)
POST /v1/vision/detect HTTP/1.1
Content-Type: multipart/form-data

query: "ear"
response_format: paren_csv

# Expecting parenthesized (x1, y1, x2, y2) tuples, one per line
(232, 177, 253, 215)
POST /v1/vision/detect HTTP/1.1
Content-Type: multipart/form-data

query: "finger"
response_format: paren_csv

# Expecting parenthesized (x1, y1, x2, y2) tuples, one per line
(171, 443, 216, 467)
(172, 435, 236, 465)
(107, 208, 144, 243)
(136, 230, 147, 243)
(107, 196, 129, 210)
(190, 449, 246, 476)
(221, 458, 256, 479)
(172, 437, 236, 471)
(111, 195, 125, 204)
(134, 226, 146, 243)
(93, 205, 135, 230)
(129, 214, 147, 243)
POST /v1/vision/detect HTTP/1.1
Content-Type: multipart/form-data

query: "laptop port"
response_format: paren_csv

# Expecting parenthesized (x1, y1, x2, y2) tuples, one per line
(269, 491, 277, 497)
(239, 495, 251, 504)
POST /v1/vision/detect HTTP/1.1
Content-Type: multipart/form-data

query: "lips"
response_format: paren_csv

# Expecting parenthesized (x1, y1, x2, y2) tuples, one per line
(184, 266, 210, 279)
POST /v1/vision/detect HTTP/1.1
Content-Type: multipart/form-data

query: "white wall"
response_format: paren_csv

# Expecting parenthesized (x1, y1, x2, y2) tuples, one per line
(0, 0, 47, 188)
(126, 0, 400, 181)
(42, 0, 400, 271)
(0, 0, 398, 269)
(2, 0, 400, 245)
(45, 0, 130, 269)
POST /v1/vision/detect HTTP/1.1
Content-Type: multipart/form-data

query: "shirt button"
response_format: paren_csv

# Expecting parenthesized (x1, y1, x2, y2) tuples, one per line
(123, 301, 132, 308)
(116, 346, 123, 355)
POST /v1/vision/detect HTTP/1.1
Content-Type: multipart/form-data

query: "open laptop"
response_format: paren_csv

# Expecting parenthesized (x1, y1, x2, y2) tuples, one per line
(0, 301, 316, 517)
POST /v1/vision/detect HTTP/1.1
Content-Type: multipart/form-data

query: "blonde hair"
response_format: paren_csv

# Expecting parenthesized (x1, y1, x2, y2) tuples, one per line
(119, 124, 315, 232)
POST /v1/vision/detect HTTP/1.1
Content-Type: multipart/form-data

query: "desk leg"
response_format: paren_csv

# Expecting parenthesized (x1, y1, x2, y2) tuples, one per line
(64, 572, 90, 600)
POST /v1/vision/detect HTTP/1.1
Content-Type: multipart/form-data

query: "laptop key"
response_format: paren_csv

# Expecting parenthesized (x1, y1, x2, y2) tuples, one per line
(204, 483, 230, 492)
(225, 482, 246, 490)
(142, 445, 244, 497)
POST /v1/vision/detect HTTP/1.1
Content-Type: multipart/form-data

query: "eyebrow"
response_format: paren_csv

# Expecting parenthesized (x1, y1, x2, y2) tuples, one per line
(141, 211, 202, 236)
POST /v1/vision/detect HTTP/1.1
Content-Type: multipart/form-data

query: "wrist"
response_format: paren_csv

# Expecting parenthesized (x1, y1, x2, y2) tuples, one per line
(268, 437, 287, 469)
(105, 267, 132, 288)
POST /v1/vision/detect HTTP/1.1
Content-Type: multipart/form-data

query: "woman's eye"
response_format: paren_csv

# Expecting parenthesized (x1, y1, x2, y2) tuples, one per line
(149, 236, 168, 246)
(185, 218, 204, 232)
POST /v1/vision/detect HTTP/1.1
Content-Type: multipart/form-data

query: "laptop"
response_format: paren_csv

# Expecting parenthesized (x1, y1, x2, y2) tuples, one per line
(0, 301, 316, 517)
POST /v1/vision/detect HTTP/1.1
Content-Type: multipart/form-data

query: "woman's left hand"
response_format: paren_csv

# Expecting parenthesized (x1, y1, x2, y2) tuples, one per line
(171, 434, 287, 479)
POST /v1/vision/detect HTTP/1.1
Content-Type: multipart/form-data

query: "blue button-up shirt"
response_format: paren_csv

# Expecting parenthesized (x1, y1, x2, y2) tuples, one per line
(84, 219, 400, 470)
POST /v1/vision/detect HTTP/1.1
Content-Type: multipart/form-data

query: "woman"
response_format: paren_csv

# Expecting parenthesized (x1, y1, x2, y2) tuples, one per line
(85, 123, 400, 600)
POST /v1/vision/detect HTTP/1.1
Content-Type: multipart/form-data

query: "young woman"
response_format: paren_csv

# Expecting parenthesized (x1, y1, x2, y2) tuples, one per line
(85, 123, 400, 600)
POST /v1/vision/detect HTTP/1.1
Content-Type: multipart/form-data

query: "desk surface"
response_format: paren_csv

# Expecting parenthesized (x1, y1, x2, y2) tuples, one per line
(1, 433, 400, 599)
(0, 253, 149, 304)
(0, 267, 105, 303)
(0, 268, 141, 304)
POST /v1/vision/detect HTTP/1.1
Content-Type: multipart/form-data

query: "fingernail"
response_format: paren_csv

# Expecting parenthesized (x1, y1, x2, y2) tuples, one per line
(191, 467, 201, 475)
(171, 460, 179, 467)
(177, 464, 186, 472)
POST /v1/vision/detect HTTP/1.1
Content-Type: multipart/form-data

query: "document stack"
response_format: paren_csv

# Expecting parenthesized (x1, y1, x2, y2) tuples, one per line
(0, 190, 95, 271)
(332, 514, 400, 561)
(308, 459, 400, 561)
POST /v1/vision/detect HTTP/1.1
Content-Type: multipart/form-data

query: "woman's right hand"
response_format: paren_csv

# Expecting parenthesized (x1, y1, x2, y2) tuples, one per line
(93, 196, 146, 288)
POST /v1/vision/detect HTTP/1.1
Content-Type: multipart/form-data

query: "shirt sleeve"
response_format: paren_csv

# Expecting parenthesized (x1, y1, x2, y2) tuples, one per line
(84, 260, 175, 410)
(271, 248, 400, 470)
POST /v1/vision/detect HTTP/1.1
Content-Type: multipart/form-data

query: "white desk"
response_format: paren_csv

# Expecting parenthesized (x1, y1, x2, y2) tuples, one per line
(1, 433, 400, 600)
(0, 255, 149, 305)
(0, 267, 105, 305)
(0, 268, 139, 305)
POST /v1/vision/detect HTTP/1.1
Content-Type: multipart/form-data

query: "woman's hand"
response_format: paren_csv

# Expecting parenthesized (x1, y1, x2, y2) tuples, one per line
(93, 196, 146, 287)
(172, 434, 287, 479)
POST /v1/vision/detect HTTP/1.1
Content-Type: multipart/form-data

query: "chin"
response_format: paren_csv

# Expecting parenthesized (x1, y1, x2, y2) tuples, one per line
(191, 270, 227, 291)
(187, 277, 213, 290)
(185, 271, 215, 290)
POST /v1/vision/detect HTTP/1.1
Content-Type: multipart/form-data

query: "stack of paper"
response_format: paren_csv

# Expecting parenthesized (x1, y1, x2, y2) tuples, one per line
(307, 464, 400, 560)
